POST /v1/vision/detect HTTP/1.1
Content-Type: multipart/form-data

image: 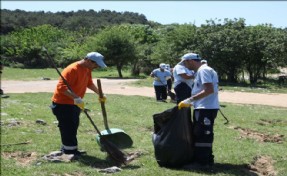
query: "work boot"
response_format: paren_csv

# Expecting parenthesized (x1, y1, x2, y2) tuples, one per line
(62, 149, 86, 156)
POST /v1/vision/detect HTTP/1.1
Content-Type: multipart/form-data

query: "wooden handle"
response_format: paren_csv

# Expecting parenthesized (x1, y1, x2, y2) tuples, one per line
(97, 79, 109, 130)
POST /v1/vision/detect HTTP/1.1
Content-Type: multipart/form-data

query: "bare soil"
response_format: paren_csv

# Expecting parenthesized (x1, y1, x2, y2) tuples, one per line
(230, 126, 284, 144)
(1, 151, 37, 166)
(248, 155, 277, 176)
(2, 79, 287, 108)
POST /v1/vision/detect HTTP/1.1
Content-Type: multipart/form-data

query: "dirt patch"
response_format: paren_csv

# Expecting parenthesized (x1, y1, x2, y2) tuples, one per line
(257, 119, 287, 126)
(0, 119, 21, 127)
(248, 155, 277, 176)
(232, 126, 284, 143)
(1, 151, 37, 166)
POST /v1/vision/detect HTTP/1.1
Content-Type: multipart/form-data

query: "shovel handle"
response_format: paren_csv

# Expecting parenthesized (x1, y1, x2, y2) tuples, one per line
(97, 79, 109, 129)
(83, 109, 102, 135)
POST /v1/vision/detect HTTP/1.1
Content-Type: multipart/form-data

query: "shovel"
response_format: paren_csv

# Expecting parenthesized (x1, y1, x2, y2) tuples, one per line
(96, 79, 133, 149)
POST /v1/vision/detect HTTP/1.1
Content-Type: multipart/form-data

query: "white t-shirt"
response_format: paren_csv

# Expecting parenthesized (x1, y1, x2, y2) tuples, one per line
(173, 64, 194, 88)
(192, 64, 220, 109)
(152, 68, 172, 86)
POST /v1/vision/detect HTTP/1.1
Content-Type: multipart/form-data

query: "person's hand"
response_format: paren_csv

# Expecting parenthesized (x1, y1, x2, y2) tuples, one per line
(98, 94, 107, 103)
(74, 97, 85, 110)
(178, 98, 193, 110)
(154, 77, 160, 81)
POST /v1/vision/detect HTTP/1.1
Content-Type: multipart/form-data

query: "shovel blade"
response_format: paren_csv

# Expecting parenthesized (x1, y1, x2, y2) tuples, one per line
(96, 128, 133, 149)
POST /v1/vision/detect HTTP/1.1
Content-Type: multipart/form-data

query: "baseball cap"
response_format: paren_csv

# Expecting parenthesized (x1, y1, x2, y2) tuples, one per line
(182, 53, 201, 61)
(159, 63, 166, 69)
(85, 52, 107, 68)
(179, 52, 201, 65)
(201, 59, 207, 64)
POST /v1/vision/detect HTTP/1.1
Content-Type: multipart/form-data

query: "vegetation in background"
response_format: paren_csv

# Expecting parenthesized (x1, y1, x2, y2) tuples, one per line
(1, 10, 286, 85)
(0, 9, 153, 35)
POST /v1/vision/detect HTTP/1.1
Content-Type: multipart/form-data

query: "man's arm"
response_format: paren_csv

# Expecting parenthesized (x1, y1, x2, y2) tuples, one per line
(191, 83, 214, 101)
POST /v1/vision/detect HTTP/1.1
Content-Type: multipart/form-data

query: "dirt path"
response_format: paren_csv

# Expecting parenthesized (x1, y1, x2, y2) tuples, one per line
(2, 79, 287, 108)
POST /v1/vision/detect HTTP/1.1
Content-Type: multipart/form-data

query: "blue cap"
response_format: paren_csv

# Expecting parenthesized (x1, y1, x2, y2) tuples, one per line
(86, 52, 107, 68)
(181, 53, 201, 60)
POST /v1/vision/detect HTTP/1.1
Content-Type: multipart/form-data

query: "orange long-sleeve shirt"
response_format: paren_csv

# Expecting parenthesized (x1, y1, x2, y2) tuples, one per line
(52, 62, 93, 104)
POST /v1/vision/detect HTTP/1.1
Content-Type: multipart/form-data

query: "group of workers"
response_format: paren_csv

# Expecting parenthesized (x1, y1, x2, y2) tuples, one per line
(49, 50, 218, 170)
(150, 53, 219, 168)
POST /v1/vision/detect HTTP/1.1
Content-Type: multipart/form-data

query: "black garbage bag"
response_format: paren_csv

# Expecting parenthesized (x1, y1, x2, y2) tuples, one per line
(152, 106, 194, 168)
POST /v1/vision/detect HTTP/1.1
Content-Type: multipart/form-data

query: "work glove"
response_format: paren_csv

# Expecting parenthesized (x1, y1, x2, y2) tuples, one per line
(98, 94, 107, 103)
(74, 97, 85, 110)
(178, 98, 193, 110)
(154, 77, 160, 81)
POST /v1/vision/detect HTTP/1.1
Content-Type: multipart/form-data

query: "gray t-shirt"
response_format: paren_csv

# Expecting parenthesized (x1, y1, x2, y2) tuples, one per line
(192, 64, 220, 109)
(151, 68, 172, 86)
(173, 64, 194, 88)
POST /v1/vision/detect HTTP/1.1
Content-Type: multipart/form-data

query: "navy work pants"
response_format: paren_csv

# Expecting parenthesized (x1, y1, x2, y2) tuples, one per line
(51, 102, 81, 152)
(174, 82, 191, 104)
(154, 85, 167, 101)
(192, 109, 218, 165)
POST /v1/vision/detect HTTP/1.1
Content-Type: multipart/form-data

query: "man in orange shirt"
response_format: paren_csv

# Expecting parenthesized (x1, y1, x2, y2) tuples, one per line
(51, 52, 107, 155)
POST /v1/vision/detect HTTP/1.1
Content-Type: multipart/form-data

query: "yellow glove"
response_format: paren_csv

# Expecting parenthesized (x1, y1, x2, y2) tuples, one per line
(74, 97, 85, 110)
(178, 98, 193, 110)
(98, 94, 107, 103)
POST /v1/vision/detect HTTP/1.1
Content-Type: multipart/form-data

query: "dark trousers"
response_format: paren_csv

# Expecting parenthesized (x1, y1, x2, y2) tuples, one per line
(192, 109, 218, 165)
(154, 85, 167, 101)
(167, 79, 172, 91)
(51, 102, 81, 152)
(174, 82, 191, 104)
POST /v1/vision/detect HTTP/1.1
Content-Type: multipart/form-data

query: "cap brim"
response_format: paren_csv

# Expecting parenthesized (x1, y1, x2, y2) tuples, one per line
(178, 59, 185, 65)
(96, 59, 107, 68)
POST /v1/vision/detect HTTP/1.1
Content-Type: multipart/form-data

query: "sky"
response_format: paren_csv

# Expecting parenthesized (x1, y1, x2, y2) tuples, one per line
(1, 1, 287, 28)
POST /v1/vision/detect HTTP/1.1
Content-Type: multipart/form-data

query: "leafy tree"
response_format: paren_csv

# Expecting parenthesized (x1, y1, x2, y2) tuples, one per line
(84, 25, 136, 78)
(1, 24, 75, 68)
(243, 25, 287, 84)
(151, 24, 198, 67)
(198, 18, 246, 82)
(119, 24, 160, 75)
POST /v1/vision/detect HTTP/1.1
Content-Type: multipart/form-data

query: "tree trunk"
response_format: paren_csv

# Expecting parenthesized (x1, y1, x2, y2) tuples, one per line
(117, 65, 123, 78)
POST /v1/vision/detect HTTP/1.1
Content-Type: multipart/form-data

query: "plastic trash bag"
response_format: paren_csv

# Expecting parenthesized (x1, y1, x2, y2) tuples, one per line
(152, 106, 194, 168)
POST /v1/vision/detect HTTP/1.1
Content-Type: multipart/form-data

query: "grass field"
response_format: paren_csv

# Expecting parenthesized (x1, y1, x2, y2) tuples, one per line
(1, 93, 287, 176)
(1, 67, 287, 175)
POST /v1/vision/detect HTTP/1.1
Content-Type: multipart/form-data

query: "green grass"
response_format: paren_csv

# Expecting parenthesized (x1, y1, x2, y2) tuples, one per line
(1, 67, 147, 81)
(1, 93, 287, 176)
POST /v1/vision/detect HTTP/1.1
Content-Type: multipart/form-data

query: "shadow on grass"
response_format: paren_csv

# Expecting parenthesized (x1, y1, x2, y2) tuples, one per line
(180, 163, 256, 176)
(77, 154, 141, 170)
(77, 154, 114, 168)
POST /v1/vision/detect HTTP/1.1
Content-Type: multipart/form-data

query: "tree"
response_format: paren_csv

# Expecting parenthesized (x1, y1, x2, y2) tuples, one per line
(243, 25, 287, 84)
(0, 24, 75, 68)
(120, 24, 160, 75)
(84, 25, 136, 78)
(151, 24, 198, 67)
(198, 18, 246, 82)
